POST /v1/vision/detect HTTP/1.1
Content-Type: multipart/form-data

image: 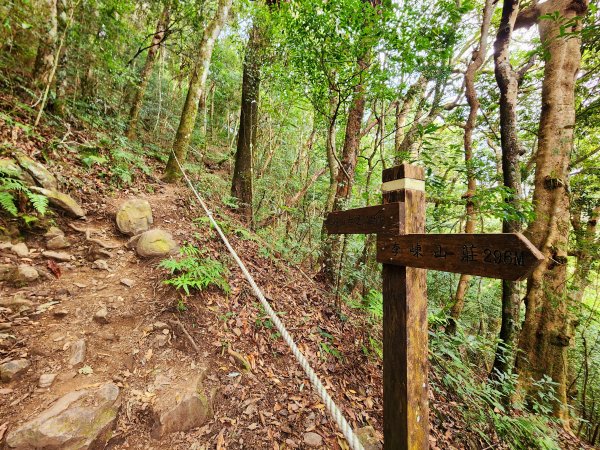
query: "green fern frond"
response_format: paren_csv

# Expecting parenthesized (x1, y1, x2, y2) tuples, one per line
(26, 192, 48, 215)
(0, 191, 18, 216)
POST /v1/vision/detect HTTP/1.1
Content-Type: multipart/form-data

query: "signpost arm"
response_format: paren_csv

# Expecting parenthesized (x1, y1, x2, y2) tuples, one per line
(382, 164, 428, 450)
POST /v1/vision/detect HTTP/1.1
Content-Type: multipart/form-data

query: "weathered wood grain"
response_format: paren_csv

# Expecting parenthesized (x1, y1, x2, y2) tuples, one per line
(324, 203, 403, 235)
(376, 233, 544, 281)
(382, 166, 428, 450)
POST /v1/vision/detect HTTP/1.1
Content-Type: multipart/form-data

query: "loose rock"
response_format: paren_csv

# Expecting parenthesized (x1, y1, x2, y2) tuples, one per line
(303, 432, 323, 448)
(12, 264, 39, 284)
(94, 306, 109, 324)
(136, 229, 178, 258)
(38, 373, 56, 388)
(150, 372, 212, 438)
(116, 199, 153, 236)
(6, 382, 120, 449)
(0, 157, 36, 185)
(92, 259, 110, 271)
(46, 234, 71, 250)
(42, 250, 72, 262)
(68, 339, 86, 366)
(356, 426, 382, 450)
(0, 359, 31, 382)
(45, 226, 64, 239)
(120, 278, 134, 287)
(10, 242, 29, 258)
(29, 186, 86, 218)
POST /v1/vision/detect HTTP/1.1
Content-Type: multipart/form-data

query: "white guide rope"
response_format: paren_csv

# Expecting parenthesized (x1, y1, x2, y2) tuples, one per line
(171, 153, 365, 450)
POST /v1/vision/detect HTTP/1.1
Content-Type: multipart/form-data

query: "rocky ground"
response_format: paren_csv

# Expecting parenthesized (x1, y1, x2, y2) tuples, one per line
(0, 153, 383, 449)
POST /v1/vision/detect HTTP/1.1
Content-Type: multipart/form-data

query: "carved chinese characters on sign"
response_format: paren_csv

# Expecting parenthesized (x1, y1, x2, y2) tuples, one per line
(376, 233, 544, 281)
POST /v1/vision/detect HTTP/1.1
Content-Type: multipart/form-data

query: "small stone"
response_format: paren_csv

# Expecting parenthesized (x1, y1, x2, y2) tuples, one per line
(68, 339, 86, 366)
(44, 227, 64, 239)
(42, 250, 72, 262)
(46, 235, 70, 250)
(116, 199, 153, 236)
(136, 229, 178, 258)
(120, 278, 134, 287)
(0, 294, 34, 309)
(94, 306, 109, 324)
(99, 331, 118, 342)
(0, 264, 14, 281)
(303, 432, 323, 448)
(356, 426, 382, 450)
(12, 264, 39, 284)
(153, 321, 169, 330)
(10, 242, 29, 257)
(153, 334, 169, 348)
(0, 359, 31, 382)
(53, 309, 68, 318)
(92, 259, 110, 271)
(38, 373, 56, 388)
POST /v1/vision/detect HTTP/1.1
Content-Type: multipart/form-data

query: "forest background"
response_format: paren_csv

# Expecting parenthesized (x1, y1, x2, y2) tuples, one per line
(1, 0, 599, 448)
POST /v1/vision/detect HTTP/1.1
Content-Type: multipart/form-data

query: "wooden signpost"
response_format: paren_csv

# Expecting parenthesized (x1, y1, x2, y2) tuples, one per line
(325, 164, 544, 450)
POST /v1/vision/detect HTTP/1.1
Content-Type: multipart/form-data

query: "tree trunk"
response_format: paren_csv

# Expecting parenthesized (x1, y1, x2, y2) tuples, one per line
(394, 75, 427, 158)
(516, 0, 589, 422)
(52, 0, 74, 116)
(488, 0, 524, 380)
(32, 0, 58, 87)
(126, 4, 170, 139)
(231, 21, 264, 221)
(446, 0, 494, 335)
(164, 0, 233, 182)
(320, 54, 368, 286)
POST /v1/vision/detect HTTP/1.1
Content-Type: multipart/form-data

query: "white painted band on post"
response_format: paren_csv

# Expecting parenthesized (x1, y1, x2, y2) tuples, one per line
(381, 178, 425, 192)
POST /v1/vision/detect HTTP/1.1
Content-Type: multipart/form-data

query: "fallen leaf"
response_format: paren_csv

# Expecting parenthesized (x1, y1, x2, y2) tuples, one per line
(216, 429, 226, 450)
(47, 260, 61, 278)
(78, 365, 93, 375)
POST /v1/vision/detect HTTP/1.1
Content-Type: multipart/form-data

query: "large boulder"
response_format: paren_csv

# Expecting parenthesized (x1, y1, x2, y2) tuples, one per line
(29, 187, 86, 218)
(150, 372, 212, 438)
(115, 199, 153, 236)
(136, 229, 177, 258)
(6, 382, 121, 449)
(13, 151, 58, 191)
(0, 158, 36, 186)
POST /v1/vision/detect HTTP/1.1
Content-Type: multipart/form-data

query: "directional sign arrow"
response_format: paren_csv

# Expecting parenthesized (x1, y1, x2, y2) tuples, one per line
(325, 202, 403, 235)
(377, 233, 544, 281)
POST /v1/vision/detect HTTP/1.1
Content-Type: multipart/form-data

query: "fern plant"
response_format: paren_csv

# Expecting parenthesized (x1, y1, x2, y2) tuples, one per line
(159, 244, 230, 295)
(0, 166, 48, 218)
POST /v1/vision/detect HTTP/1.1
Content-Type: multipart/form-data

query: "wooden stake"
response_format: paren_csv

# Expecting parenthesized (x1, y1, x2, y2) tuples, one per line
(382, 164, 428, 450)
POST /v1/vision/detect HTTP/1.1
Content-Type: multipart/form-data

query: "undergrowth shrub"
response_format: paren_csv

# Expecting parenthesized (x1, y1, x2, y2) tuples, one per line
(159, 244, 230, 296)
(429, 327, 561, 450)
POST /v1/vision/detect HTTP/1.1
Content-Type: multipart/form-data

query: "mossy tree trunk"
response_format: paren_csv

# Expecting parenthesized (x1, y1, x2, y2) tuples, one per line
(126, 3, 170, 139)
(515, 0, 589, 422)
(163, 0, 233, 182)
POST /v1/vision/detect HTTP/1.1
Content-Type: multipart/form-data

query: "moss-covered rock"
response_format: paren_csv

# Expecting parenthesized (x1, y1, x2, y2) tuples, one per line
(136, 229, 177, 258)
(115, 199, 153, 236)
(6, 382, 120, 449)
(29, 187, 86, 218)
(13, 151, 58, 190)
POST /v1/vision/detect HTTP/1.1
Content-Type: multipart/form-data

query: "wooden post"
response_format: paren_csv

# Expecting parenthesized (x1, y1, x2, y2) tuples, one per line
(381, 164, 428, 450)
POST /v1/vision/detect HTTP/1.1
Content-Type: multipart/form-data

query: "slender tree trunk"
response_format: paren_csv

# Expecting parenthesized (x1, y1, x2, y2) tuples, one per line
(164, 0, 233, 182)
(487, 0, 524, 380)
(320, 55, 368, 285)
(447, 0, 494, 335)
(126, 4, 170, 139)
(32, 0, 58, 87)
(231, 21, 264, 222)
(394, 75, 427, 157)
(516, 0, 589, 421)
(52, 0, 73, 116)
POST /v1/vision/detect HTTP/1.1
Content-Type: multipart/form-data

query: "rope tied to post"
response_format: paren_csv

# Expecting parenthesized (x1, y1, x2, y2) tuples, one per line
(170, 152, 365, 450)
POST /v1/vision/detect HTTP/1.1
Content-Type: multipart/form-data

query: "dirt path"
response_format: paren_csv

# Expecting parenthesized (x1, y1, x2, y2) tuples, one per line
(0, 183, 383, 449)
